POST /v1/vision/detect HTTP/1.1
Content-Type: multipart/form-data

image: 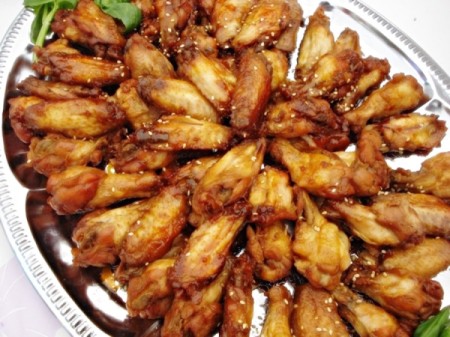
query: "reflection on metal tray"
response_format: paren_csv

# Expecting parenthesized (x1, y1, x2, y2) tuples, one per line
(0, 1, 449, 336)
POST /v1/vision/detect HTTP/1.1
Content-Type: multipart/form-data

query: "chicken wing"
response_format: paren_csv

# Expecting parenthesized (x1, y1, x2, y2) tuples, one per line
(260, 285, 293, 337)
(246, 221, 293, 282)
(120, 185, 189, 267)
(372, 113, 447, 154)
(51, 0, 126, 59)
(230, 49, 272, 136)
(124, 33, 175, 79)
(161, 258, 232, 337)
(332, 284, 410, 337)
(18, 76, 103, 100)
(291, 284, 350, 337)
(170, 211, 246, 292)
(248, 166, 297, 225)
(293, 191, 351, 290)
(138, 76, 219, 123)
(261, 49, 289, 90)
(177, 49, 237, 113)
(329, 193, 450, 246)
(72, 198, 156, 267)
(344, 73, 426, 132)
(391, 151, 450, 199)
(381, 238, 450, 279)
(27, 134, 106, 176)
(269, 138, 356, 199)
(176, 25, 219, 57)
(9, 96, 126, 143)
(47, 166, 161, 214)
(334, 28, 361, 54)
(262, 97, 342, 139)
(211, 0, 257, 47)
(132, 115, 233, 151)
(220, 254, 254, 337)
(127, 258, 176, 319)
(296, 6, 334, 78)
(231, 0, 290, 51)
(345, 265, 443, 321)
(275, 0, 303, 52)
(192, 138, 266, 215)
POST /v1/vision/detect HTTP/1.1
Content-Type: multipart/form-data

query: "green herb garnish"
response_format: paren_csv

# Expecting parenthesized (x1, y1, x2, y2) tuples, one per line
(24, 0, 77, 48)
(94, 0, 142, 33)
(414, 307, 450, 337)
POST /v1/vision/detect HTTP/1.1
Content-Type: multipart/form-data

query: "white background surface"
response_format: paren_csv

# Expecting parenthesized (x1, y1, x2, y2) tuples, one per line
(0, 1, 449, 336)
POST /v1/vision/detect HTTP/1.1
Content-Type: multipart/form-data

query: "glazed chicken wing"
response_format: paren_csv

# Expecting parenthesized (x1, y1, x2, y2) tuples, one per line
(211, 0, 257, 47)
(260, 285, 293, 337)
(192, 138, 266, 215)
(27, 134, 106, 176)
(275, 0, 303, 52)
(391, 151, 450, 199)
(51, 0, 126, 59)
(120, 185, 189, 267)
(246, 221, 293, 282)
(332, 285, 410, 337)
(170, 211, 246, 292)
(344, 73, 426, 132)
(248, 166, 297, 225)
(334, 28, 361, 54)
(9, 96, 126, 143)
(138, 76, 219, 123)
(296, 6, 334, 78)
(127, 258, 176, 319)
(124, 33, 176, 79)
(269, 138, 356, 199)
(345, 265, 443, 321)
(293, 191, 351, 290)
(261, 49, 289, 90)
(132, 115, 233, 151)
(47, 166, 161, 215)
(291, 284, 350, 337)
(161, 258, 232, 337)
(220, 254, 254, 337)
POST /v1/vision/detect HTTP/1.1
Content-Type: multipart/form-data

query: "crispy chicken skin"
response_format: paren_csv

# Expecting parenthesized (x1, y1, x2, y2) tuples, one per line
(332, 284, 410, 337)
(334, 28, 361, 54)
(176, 25, 219, 58)
(124, 33, 176, 79)
(132, 115, 233, 151)
(47, 166, 161, 215)
(18, 76, 103, 100)
(344, 73, 426, 132)
(260, 49, 289, 91)
(210, 0, 257, 47)
(260, 285, 293, 337)
(248, 166, 297, 225)
(291, 284, 350, 337)
(192, 138, 266, 215)
(275, 0, 303, 52)
(246, 221, 293, 282)
(345, 265, 443, 321)
(9, 96, 126, 143)
(177, 49, 237, 113)
(329, 193, 450, 246)
(120, 185, 189, 267)
(170, 212, 246, 291)
(370, 112, 447, 154)
(293, 191, 351, 290)
(262, 97, 343, 139)
(230, 49, 272, 136)
(127, 258, 176, 319)
(27, 134, 106, 176)
(138, 76, 219, 123)
(72, 198, 156, 267)
(269, 138, 356, 199)
(381, 238, 450, 279)
(51, 0, 126, 59)
(161, 258, 232, 337)
(391, 151, 450, 198)
(220, 254, 254, 337)
(296, 6, 334, 78)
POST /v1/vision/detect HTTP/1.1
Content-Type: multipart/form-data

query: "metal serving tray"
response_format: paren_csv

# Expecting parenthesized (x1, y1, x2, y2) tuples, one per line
(0, 1, 449, 336)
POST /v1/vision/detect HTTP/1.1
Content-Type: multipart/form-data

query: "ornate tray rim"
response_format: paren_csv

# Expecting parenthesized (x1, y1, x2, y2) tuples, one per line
(0, 2, 449, 337)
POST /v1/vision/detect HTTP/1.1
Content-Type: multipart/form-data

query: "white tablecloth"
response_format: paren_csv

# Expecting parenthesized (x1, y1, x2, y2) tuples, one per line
(0, 1, 449, 336)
